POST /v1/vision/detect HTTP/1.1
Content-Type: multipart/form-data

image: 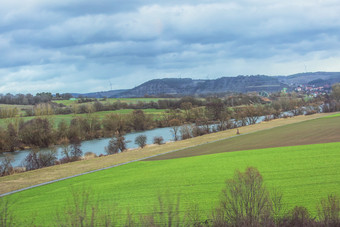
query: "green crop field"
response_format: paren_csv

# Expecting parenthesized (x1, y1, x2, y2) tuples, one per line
(0, 108, 167, 128)
(6, 142, 340, 225)
(148, 114, 340, 160)
(323, 112, 340, 118)
(3, 113, 340, 226)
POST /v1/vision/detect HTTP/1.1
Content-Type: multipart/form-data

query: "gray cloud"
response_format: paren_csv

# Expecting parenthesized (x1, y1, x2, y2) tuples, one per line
(1, 0, 340, 93)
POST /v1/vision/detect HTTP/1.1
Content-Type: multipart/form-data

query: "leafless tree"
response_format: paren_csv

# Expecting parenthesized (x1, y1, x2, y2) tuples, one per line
(317, 194, 340, 226)
(0, 154, 14, 177)
(135, 135, 147, 148)
(213, 167, 281, 227)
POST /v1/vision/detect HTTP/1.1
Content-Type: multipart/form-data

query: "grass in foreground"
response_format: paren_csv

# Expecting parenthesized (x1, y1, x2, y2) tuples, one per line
(6, 142, 340, 225)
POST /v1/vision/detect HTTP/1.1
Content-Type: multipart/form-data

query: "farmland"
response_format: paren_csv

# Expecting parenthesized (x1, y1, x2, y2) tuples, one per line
(147, 113, 340, 160)
(3, 113, 340, 225)
(0, 108, 167, 128)
(5, 142, 340, 225)
(0, 112, 331, 195)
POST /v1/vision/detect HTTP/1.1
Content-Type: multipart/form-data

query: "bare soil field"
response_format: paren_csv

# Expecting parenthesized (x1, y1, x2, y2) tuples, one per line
(147, 113, 340, 160)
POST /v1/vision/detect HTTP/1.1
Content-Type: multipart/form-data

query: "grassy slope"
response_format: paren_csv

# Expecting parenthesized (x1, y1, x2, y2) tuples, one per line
(0, 113, 331, 195)
(147, 114, 340, 160)
(324, 112, 340, 118)
(7, 142, 340, 225)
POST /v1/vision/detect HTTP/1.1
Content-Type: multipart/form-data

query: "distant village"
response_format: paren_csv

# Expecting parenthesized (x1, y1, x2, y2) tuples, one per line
(293, 84, 332, 97)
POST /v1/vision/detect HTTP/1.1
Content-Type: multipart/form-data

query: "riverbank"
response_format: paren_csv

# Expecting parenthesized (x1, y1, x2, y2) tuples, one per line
(0, 112, 335, 195)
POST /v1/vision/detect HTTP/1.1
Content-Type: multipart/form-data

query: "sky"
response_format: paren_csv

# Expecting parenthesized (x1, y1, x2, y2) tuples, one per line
(1, 0, 340, 94)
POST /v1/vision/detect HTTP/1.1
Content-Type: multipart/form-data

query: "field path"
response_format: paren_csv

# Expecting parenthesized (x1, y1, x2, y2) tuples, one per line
(0, 112, 336, 196)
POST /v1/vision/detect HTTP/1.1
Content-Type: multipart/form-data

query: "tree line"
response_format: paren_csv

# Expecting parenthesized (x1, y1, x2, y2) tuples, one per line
(1, 84, 340, 176)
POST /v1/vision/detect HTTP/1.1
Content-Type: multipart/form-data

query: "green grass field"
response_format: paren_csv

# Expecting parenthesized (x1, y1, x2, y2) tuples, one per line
(6, 142, 340, 225)
(148, 114, 340, 160)
(0, 109, 167, 128)
(323, 112, 340, 118)
(5, 115, 340, 225)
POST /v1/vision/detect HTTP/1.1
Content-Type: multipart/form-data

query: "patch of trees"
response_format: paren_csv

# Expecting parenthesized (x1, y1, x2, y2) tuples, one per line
(3, 167, 339, 226)
(54, 93, 73, 100)
(2, 89, 340, 176)
(323, 83, 340, 112)
(0, 92, 54, 105)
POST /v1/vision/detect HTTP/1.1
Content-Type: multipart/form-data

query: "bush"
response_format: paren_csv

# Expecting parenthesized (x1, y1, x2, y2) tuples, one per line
(55, 187, 102, 227)
(105, 135, 127, 154)
(153, 136, 164, 145)
(24, 148, 57, 171)
(84, 152, 97, 160)
(282, 206, 314, 227)
(0, 154, 14, 177)
(317, 194, 340, 226)
(135, 135, 147, 148)
(19, 118, 55, 147)
(213, 167, 282, 227)
(180, 125, 192, 140)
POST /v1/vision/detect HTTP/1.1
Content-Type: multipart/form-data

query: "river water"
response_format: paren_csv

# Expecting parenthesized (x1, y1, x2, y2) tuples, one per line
(0, 114, 274, 167)
(0, 126, 179, 167)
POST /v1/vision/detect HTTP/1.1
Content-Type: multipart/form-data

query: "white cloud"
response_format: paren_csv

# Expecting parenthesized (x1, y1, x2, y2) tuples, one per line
(1, 0, 340, 93)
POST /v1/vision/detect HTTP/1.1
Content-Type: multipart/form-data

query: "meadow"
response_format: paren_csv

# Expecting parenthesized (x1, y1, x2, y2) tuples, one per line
(4, 113, 340, 225)
(6, 142, 340, 225)
(0, 108, 167, 128)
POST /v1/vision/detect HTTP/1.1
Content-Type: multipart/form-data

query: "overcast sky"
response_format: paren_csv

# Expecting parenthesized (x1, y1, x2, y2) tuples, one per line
(1, 0, 340, 94)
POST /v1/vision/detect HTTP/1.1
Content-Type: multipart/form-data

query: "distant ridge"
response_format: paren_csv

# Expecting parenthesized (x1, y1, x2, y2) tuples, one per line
(75, 72, 340, 98)
(72, 89, 128, 98)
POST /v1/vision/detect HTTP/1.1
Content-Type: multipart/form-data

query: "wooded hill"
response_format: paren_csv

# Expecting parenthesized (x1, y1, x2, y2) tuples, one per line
(74, 72, 340, 98)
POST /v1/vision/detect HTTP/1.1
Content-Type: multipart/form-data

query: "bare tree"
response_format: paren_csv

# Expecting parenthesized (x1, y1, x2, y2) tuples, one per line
(0, 154, 14, 177)
(135, 135, 147, 148)
(153, 136, 164, 145)
(24, 147, 57, 171)
(214, 167, 281, 227)
(55, 187, 100, 227)
(105, 135, 127, 155)
(169, 119, 181, 141)
(317, 194, 340, 226)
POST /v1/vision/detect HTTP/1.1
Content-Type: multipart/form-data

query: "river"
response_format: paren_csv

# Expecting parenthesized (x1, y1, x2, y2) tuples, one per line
(0, 114, 275, 167)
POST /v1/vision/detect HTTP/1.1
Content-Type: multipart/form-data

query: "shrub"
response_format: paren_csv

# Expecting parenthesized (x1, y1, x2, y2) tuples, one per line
(24, 148, 57, 171)
(283, 206, 314, 227)
(105, 135, 127, 154)
(0, 154, 14, 177)
(153, 136, 164, 145)
(317, 194, 340, 226)
(180, 125, 192, 140)
(213, 167, 282, 227)
(84, 152, 97, 160)
(135, 135, 147, 148)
